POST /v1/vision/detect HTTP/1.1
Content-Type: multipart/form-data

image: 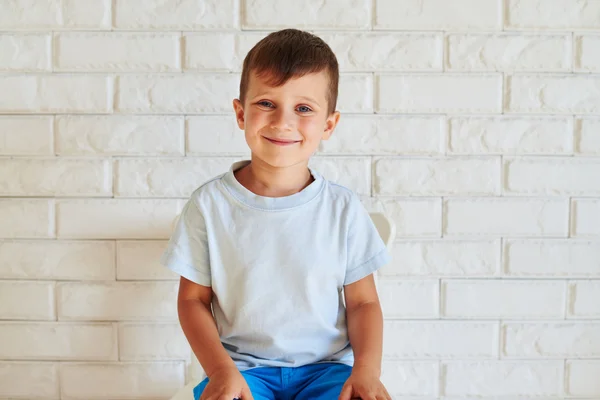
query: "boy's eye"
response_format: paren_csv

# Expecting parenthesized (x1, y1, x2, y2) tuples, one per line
(296, 105, 312, 113)
(258, 101, 274, 108)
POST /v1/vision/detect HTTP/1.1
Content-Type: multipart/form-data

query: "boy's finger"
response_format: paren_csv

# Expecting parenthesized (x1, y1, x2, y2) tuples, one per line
(217, 392, 237, 400)
(241, 386, 254, 400)
(383, 386, 393, 400)
(199, 391, 211, 400)
(338, 384, 353, 400)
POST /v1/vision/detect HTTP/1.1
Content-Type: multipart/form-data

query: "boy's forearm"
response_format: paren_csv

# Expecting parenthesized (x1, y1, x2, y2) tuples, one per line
(346, 301, 384, 376)
(178, 299, 237, 377)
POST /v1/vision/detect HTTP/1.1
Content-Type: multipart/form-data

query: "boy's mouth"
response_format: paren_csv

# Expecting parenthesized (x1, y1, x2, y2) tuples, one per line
(263, 137, 301, 146)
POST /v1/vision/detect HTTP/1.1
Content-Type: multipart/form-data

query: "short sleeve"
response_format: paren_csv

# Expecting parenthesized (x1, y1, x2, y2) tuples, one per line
(160, 199, 212, 286)
(344, 195, 392, 286)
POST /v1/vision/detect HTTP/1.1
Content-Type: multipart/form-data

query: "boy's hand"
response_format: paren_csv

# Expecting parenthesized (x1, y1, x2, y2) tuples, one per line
(200, 366, 254, 400)
(338, 366, 391, 400)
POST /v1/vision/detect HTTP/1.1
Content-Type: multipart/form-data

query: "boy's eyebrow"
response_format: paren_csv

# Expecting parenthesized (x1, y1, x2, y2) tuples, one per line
(248, 93, 322, 106)
(298, 96, 320, 105)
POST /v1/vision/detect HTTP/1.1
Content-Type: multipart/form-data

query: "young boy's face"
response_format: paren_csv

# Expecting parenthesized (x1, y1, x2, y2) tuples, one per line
(233, 70, 340, 169)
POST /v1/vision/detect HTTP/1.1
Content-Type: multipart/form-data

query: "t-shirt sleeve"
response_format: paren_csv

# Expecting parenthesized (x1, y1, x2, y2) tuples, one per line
(344, 195, 392, 286)
(160, 199, 212, 287)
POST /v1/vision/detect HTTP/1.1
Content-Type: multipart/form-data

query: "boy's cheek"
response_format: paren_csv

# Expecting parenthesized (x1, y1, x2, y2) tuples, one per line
(297, 119, 323, 137)
(242, 112, 264, 130)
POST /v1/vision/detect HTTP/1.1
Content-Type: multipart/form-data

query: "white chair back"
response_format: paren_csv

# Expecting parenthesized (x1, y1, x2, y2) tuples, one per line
(369, 212, 395, 249)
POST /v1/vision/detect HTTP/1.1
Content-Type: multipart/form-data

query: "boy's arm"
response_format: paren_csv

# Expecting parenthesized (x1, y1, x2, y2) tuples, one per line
(177, 276, 237, 377)
(344, 273, 384, 376)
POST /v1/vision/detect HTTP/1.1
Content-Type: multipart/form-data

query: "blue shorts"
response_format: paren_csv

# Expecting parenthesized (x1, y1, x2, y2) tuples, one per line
(193, 362, 352, 400)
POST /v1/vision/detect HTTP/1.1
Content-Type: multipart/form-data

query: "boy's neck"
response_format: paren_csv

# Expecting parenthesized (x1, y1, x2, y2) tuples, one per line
(235, 157, 314, 198)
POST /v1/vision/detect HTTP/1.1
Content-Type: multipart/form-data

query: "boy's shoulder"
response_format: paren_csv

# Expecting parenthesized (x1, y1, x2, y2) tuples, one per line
(187, 172, 227, 203)
(326, 179, 360, 203)
(319, 175, 368, 218)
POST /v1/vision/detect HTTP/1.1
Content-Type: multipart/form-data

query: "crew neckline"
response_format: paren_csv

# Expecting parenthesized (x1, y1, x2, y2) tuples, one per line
(221, 160, 324, 211)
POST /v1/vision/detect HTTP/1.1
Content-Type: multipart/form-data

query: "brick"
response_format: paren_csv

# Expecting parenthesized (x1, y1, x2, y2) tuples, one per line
(186, 116, 248, 155)
(115, 157, 238, 198)
(116, 74, 238, 114)
(0, 281, 55, 320)
(119, 323, 189, 360)
(384, 321, 497, 359)
(0, 158, 111, 197)
(57, 282, 178, 321)
(0, 0, 111, 30)
(0, 362, 58, 399)
(375, 0, 502, 30)
(187, 356, 204, 383)
(0, 75, 112, 114)
(0, 116, 53, 155)
(0, 199, 53, 239)
(444, 198, 568, 237)
(566, 360, 600, 397)
(568, 281, 600, 318)
(506, 0, 600, 29)
(321, 116, 444, 155)
(60, 362, 185, 399)
(56, 115, 184, 156)
(380, 361, 439, 397)
(377, 74, 502, 113)
(503, 322, 600, 358)
(321, 33, 442, 71)
(576, 118, 600, 155)
(184, 33, 239, 71)
(242, 0, 370, 29)
(236, 32, 267, 60)
(338, 74, 373, 113)
(0, 240, 115, 280)
(504, 239, 600, 277)
(505, 157, 600, 195)
(310, 157, 371, 195)
(117, 241, 177, 281)
(382, 240, 500, 277)
(0, 34, 50, 71)
(379, 279, 439, 319)
(576, 35, 600, 72)
(56, 199, 181, 239)
(235, 33, 268, 62)
(447, 34, 571, 71)
(366, 198, 442, 238)
(56, 33, 180, 72)
(448, 116, 573, 155)
(571, 198, 600, 237)
(442, 280, 565, 319)
(442, 361, 562, 397)
(115, 0, 237, 29)
(507, 75, 600, 114)
(374, 157, 500, 196)
(0, 322, 116, 360)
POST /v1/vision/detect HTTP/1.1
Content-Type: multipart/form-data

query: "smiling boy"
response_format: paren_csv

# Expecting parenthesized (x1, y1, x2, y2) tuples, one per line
(161, 29, 392, 400)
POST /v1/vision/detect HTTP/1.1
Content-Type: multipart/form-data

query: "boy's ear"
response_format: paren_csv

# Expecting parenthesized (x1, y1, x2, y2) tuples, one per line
(233, 99, 245, 130)
(322, 111, 340, 141)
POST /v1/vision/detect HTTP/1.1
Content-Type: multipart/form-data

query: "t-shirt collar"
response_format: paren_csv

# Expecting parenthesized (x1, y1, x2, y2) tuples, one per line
(221, 160, 324, 211)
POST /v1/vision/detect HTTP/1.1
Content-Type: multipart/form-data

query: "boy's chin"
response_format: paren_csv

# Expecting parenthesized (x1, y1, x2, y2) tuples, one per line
(251, 153, 311, 170)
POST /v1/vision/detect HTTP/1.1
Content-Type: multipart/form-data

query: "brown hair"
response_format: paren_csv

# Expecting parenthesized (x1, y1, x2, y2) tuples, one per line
(239, 29, 339, 115)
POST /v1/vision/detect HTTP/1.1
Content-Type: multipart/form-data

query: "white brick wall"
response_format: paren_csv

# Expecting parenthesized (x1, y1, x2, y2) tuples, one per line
(0, 1, 598, 399)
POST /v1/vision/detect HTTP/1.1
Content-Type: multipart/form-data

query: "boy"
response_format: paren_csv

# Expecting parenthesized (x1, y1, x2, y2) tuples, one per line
(161, 29, 392, 400)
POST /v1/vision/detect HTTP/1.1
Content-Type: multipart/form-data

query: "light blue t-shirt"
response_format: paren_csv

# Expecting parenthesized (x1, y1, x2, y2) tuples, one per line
(161, 160, 391, 370)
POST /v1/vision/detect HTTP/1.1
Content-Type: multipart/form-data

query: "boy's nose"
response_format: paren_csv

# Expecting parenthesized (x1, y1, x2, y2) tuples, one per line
(269, 108, 293, 131)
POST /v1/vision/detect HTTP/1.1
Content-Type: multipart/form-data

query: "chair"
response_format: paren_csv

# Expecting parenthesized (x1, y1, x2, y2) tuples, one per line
(169, 212, 395, 400)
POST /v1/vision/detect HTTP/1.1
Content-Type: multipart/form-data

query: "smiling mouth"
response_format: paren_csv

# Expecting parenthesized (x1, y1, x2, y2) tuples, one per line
(263, 137, 301, 146)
